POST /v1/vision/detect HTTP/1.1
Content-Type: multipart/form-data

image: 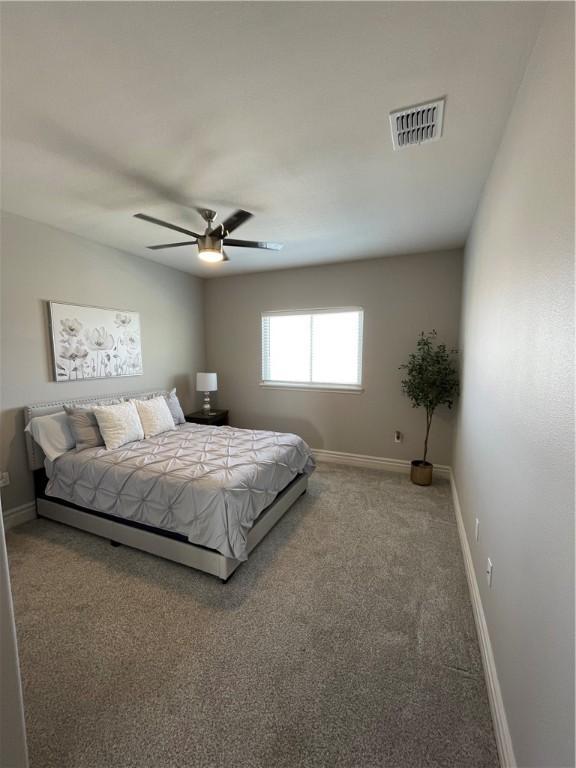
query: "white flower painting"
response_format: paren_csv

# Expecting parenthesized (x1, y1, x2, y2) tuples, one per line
(49, 302, 143, 382)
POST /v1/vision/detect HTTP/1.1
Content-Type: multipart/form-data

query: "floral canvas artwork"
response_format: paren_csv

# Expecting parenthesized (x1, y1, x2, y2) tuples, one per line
(49, 302, 143, 382)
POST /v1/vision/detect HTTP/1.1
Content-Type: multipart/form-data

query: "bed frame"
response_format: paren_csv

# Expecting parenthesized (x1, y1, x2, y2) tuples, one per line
(25, 390, 308, 582)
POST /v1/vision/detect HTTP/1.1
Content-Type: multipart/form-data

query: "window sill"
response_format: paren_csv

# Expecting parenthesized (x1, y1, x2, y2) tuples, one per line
(259, 382, 364, 394)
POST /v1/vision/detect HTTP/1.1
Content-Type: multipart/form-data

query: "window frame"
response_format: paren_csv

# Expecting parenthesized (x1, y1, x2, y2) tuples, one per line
(260, 306, 365, 393)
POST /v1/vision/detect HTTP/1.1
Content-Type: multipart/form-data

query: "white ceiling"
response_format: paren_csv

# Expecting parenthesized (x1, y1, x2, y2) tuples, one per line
(1, 2, 543, 277)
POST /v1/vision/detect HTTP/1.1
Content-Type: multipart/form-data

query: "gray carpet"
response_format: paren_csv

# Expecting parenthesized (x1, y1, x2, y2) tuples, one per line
(7, 464, 498, 768)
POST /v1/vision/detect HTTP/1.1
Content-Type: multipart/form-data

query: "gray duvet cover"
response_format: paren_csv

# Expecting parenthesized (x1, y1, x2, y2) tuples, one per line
(45, 423, 315, 560)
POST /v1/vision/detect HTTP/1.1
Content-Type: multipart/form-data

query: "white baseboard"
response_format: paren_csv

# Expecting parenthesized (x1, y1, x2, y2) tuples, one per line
(313, 448, 451, 478)
(3, 501, 37, 531)
(450, 471, 516, 768)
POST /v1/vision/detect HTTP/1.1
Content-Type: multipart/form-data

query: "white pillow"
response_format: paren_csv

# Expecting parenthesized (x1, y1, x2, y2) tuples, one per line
(93, 401, 144, 450)
(25, 411, 76, 461)
(165, 388, 186, 425)
(132, 396, 175, 439)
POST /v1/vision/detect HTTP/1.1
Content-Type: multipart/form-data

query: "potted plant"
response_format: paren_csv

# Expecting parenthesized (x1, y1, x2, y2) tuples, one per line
(399, 330, 459, 486)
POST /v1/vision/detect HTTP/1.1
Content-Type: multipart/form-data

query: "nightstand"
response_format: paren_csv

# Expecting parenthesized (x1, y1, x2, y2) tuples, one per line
(185, 409, 229, 427)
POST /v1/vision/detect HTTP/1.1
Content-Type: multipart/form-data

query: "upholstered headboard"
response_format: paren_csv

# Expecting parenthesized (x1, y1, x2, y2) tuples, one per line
(24, 389, 169, 471)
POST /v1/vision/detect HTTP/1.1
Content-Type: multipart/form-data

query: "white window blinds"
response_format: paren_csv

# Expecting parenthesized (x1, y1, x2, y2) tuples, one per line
(261, 308, 363, 388)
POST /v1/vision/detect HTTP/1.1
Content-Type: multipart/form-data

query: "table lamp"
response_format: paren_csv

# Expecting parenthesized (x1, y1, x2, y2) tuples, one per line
(196, 372, 218, 414)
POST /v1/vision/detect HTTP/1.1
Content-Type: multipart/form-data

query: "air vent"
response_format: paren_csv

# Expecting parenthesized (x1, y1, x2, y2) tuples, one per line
(390, 98, 445, 150)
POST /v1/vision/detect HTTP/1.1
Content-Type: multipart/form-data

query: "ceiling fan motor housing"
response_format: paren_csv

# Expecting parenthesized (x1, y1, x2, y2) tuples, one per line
(198, 233, 222, 253)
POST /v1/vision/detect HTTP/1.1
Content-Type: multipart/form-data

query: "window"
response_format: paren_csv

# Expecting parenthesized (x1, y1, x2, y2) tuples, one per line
(261, 308, 364, 390)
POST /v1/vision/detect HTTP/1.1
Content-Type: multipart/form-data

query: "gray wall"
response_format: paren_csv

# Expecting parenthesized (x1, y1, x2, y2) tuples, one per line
(452, 5, 574, 767)
(0, 505, 28, 767)
(0, 211, 205, 512)
(205, 250, 462, 464)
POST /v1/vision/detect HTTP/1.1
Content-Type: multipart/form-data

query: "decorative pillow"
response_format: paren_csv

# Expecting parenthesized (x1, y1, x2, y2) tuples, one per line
(64, 406, 105, 451)
(25, 411, 76, 461)
(165, 388, 185, 425)
(93, 401, 144, 450)
(132, 396, 175, 439)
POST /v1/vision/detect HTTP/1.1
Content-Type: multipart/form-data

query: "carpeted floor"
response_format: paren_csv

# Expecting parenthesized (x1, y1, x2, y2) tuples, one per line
(7, 464, 498, 768)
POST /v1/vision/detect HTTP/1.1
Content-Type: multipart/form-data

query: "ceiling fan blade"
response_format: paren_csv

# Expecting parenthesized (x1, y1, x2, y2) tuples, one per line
(147, 240, 197, 250)
(224, 238, 284, 251)
(134, 213, 201, 239)
(216, 209, 253, 236)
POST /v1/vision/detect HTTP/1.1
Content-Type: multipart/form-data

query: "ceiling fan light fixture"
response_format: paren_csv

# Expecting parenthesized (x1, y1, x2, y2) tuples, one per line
(198, 248, 224, 263)
(197, 232, 224, 263)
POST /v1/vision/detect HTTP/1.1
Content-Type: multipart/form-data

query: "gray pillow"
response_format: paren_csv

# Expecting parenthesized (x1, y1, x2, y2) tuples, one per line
(165, 388, 185, 425)
(64, 405, 105, 451)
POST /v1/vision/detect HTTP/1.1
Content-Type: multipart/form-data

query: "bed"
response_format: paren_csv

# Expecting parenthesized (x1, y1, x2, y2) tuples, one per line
(25, 390, 315, 581)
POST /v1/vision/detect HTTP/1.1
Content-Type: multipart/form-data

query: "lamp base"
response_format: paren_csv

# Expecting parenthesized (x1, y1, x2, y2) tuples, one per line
(202, 392, 212, 414)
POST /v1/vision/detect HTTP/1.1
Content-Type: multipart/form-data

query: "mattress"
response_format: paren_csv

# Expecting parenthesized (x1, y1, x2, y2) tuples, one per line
(45, 423, 315, 560)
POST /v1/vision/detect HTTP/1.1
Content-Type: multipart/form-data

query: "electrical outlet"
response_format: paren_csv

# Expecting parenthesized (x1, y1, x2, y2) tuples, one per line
(486, 558, 493, 588)
(0, 472, 10, 488)
(394, 430, 403, 444)
(475, 518, 480, 541)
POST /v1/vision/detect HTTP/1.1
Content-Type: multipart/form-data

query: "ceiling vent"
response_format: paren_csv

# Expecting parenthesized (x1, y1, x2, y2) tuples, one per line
(389, 98, 445, 150)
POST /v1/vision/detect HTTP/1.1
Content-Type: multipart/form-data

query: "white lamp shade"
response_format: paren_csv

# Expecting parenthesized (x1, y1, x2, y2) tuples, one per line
(196, 372, 218, 392)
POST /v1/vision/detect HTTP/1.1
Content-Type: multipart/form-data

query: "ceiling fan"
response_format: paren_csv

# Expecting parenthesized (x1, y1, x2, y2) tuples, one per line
(134, 208, 283, 263)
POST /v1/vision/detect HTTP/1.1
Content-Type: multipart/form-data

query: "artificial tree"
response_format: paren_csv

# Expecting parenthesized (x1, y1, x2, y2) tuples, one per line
(400, 330, 459, 482)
